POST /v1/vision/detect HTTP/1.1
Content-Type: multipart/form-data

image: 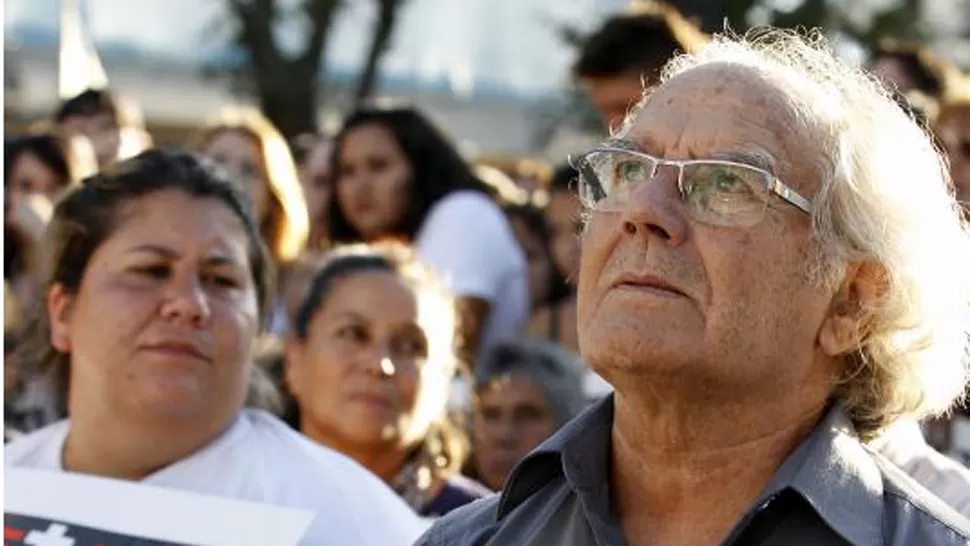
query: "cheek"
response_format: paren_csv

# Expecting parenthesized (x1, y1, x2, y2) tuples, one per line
(336, 179, 358, 214)
(213, 302, 259, 356)
(396, 365, 422, 411)
(576, 218, 618, 318)
(376, 168, 411, 215)
(524, 419, 555, 444)
(251, 181, 271, 220)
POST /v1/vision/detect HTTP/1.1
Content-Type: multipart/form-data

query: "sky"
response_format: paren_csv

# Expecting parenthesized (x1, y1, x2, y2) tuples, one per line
(6, 0, 966, 97)
(3, 0, 610, 96)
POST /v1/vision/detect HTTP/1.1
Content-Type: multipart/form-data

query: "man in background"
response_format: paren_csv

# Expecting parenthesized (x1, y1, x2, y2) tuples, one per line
(572, 1, 707, 132)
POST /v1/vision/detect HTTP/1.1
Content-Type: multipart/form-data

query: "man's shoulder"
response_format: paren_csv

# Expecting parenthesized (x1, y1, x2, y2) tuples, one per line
(231, 411, 429, 544)
(870, 450, 970, 543)
(415, 494, 502, 546)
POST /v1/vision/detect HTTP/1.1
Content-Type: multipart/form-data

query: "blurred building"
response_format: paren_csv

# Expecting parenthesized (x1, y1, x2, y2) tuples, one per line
(3, 0, 609, 159)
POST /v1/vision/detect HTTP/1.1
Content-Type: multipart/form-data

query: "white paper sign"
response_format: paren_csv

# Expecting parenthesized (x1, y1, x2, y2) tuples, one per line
(4, 467, 314, 546)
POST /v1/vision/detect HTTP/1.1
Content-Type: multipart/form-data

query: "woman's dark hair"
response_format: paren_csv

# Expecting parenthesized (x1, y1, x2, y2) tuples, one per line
(328, 107, 488, 243)
(4, 134, 74, 189)
(18, 148, 276, 414)
(503, 204, 571, 306)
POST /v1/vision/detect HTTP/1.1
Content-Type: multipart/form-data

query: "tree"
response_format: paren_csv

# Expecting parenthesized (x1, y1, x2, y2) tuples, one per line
(353, 0, 408, 110)
(224, 0, 343, 138)
(223, 0, 408, 138)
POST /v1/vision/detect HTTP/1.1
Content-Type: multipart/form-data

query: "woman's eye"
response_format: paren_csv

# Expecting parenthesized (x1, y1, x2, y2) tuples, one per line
(337, 325, 368, 343)
(338, 164, 356, 179)
(393, 336, 427, 358)
(368, 158, 389, 172)
(133, 265, 169, 279)
(203, 273, 239, 288)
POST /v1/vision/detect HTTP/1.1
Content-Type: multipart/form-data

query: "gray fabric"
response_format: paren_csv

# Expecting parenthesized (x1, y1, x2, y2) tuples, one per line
(473, 338, 588, 426)
(417, 396, 970, 545)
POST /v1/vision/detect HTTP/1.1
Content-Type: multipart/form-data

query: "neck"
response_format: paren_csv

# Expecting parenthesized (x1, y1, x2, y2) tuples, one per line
(301, 419, 409, 484)
(63, 410, 236, 481)
(609, 376, 831, 546)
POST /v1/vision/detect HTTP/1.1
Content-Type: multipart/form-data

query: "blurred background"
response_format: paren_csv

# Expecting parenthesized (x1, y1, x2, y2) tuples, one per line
(6, 0, 969, 166)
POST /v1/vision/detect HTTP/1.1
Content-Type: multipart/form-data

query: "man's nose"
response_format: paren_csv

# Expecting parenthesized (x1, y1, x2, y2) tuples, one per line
(619, 165, 689, 246)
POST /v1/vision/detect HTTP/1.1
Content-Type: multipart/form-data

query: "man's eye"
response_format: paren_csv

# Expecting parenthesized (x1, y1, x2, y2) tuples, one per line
(713, 171, 744, 191)
(614, 160, 649, 184)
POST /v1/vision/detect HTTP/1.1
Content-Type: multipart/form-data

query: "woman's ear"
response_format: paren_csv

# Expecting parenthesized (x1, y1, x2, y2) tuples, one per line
(818, 261, 886, 357)
(47, 284, 75, 353)
(283, 339, 305, 401)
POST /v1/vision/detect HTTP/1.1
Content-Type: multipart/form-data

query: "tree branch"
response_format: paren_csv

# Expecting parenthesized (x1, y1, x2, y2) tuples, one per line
(300, 0, 343, 72)
(228, 0, 282, 73)
(353, 0, 405, 108)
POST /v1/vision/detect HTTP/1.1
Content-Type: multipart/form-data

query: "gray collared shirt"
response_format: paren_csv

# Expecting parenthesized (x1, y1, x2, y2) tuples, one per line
(417, 396, 970, 545)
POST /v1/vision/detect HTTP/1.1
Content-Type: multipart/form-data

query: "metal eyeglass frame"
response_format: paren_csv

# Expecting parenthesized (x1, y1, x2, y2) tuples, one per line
(571, 147, 814, 220)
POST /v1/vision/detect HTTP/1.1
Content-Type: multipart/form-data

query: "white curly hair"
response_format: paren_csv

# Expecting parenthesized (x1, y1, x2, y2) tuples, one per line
(620, 28, 970, 439)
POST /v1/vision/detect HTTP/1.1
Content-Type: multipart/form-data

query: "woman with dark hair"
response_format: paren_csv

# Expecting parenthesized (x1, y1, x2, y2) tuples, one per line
(329, 107, 528, 359)
(4, 133, 97, 317)
(4, 149, 427, 545)
(526, 164, 583, 352)
(285, 242, 490, 517)
(503, 204, 570, 313)
(292, 133, 334, 252)
(5, 134, 75, 206)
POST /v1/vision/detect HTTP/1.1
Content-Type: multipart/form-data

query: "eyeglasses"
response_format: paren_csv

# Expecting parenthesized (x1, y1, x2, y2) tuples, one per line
(572, 147, 813, 227)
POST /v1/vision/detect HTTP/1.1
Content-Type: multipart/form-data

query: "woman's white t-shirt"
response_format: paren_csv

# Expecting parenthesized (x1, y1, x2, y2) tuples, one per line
(4, 410, 428, 545)
(415, 191, 529, 352)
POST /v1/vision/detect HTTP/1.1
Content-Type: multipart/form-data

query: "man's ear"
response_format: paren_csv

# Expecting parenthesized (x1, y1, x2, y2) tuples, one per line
(818, 261, 886, 357)
(48, 284, 75, 353)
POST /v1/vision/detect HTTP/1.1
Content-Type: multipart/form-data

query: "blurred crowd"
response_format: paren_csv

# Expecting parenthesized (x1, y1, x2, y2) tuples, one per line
(5, 1, 970, 544)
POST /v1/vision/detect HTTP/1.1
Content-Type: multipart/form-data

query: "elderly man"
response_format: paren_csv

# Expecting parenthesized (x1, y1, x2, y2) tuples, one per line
(417, 30, 970, 546)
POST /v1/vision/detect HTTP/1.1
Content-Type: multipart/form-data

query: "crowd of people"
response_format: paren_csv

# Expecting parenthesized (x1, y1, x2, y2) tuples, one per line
(5, 1, 970, 545)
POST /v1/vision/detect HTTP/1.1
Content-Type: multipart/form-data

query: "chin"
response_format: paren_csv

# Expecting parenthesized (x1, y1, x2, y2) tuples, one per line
(132, 379, 214, 421)
(581, 318, 702, 378)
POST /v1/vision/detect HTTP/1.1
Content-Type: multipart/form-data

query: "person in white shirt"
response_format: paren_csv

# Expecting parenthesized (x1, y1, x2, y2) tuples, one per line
(327, 107, 528, 360)
(5, 149, 427, 546)
(870, 418, 970, 517)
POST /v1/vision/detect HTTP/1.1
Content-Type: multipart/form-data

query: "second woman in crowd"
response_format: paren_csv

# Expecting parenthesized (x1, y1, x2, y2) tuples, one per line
(284, 242, 491, 517)
(328, 107, 528, 360)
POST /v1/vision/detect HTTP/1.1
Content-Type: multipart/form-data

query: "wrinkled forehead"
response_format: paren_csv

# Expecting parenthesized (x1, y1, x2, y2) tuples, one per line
(623, 62, 821, 185)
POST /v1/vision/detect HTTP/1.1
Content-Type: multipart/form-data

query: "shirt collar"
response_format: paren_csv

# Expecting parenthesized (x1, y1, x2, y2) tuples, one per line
(498, 397, 885, 546)
(498, 395, 614, 518)
(761, 403, 884, 546)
